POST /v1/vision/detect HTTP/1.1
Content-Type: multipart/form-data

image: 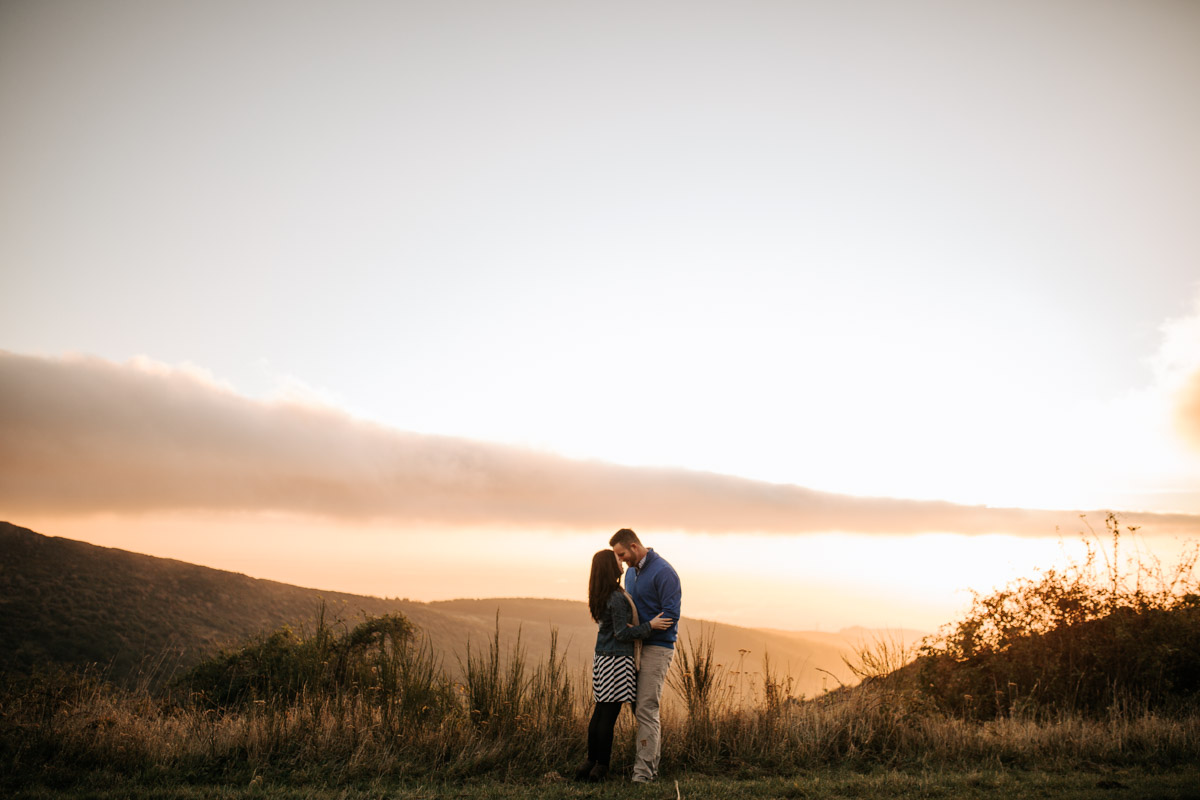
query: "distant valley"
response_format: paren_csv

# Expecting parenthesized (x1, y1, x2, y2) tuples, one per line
(0, 521, 927, 698)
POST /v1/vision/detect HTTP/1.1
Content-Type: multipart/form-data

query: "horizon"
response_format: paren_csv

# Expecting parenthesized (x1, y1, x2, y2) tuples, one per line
(2, 518, 933, 639)
(3, 1, 1200, 634)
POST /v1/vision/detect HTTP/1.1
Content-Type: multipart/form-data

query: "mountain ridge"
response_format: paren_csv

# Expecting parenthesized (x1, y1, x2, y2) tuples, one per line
(0, 521, 917, 696)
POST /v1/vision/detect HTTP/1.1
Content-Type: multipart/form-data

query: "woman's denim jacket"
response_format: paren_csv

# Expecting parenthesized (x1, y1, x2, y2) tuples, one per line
(595, 589, 652, 656)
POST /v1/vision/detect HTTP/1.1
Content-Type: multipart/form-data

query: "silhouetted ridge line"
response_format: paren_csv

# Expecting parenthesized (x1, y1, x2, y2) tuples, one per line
(0, 521, 904, 696)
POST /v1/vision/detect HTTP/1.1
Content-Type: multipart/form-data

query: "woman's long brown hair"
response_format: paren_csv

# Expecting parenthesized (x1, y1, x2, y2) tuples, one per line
(588, 549, 622, 622)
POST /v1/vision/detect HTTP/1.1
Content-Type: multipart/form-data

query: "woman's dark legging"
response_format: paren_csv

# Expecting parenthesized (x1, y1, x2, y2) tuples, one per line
(586, 701, 626, 766)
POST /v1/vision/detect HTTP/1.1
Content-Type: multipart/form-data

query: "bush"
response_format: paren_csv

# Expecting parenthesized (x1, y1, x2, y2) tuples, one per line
(917, 514, 1200, 717)
(174, 606, 418, 708)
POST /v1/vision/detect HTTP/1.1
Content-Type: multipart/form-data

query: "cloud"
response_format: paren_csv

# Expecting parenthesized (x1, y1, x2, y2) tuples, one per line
(2, 350, 1198, 537)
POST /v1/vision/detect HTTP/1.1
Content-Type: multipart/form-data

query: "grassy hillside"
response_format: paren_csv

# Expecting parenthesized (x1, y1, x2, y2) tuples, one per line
(4, 518, 1199, 797)
(0, 521, 419, 686)
(0, 522, 879, 696)
(429, 598, 882, 697)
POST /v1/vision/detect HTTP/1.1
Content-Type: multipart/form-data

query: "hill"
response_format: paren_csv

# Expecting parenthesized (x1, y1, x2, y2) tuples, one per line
(426, 598, 896, 696)
(0, 521, 910, 696)
(0, 520, 422, 685)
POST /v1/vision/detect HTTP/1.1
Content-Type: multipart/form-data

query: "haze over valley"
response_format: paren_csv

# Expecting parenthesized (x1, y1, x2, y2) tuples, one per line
(1, 521, 922, 700)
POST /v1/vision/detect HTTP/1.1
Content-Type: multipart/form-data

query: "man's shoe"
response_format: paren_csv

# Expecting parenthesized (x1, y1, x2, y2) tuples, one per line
(587, 763, 609, 782)
(573, 760, 595, 782)
(631, 775, 652, 784)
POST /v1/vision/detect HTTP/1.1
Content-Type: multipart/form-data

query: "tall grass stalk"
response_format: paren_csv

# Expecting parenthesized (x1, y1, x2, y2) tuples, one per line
(4, 610, 1199, 792)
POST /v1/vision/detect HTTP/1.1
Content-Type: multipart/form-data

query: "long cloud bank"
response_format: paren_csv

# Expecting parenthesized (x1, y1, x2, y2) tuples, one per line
(3, 351, 1198, 537)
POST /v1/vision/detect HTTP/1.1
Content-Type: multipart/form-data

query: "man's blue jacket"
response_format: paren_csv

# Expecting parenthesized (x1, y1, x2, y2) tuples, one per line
(624, 548, 682, 648)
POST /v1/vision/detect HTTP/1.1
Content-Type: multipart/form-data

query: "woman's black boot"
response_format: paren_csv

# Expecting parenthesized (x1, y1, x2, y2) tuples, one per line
(587, 763, 609, 782)
(574, 760, 595, 782)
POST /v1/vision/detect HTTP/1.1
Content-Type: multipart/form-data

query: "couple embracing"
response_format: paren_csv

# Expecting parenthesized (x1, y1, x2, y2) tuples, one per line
(576, 528, 681, 784)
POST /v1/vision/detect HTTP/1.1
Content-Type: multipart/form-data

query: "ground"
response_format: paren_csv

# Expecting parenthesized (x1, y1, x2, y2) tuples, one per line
(10, 767, 1200, 800)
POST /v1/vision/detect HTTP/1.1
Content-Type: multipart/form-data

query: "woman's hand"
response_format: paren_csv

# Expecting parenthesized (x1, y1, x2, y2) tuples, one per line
(648, 612, 674, 631)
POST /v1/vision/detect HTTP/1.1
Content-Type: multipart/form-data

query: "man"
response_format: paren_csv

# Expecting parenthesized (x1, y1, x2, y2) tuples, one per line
(609, 527, 681, 784)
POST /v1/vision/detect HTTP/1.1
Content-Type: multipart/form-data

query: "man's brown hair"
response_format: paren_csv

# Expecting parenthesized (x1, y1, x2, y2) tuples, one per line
(609, 528, 641, 548)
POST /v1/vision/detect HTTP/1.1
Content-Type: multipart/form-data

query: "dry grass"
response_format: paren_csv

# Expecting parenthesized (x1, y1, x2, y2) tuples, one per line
(3, 623, 1198, 797)
(7, 516, 1199, 796)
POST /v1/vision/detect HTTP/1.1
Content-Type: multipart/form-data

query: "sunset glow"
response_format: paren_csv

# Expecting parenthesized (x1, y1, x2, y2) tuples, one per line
(19, 508, 1192, 635)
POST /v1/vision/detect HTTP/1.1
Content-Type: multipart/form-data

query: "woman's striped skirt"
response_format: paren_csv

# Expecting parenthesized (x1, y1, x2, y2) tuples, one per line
(592, 653, 637, 703)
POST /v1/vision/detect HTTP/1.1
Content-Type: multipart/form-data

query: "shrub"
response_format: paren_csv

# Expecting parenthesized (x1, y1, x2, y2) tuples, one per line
(917, 514, 1200, 717)
(174, 606, 418, 708)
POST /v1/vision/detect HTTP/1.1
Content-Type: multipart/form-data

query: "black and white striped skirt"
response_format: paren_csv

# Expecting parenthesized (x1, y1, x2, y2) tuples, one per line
(592, 653, 637, 703)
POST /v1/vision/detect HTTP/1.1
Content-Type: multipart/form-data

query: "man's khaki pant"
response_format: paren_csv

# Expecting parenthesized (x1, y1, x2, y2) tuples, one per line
(633, 644, 674, 782)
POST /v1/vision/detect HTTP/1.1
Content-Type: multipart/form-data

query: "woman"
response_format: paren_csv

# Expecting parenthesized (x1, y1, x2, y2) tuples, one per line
(576, 548, 673, 783)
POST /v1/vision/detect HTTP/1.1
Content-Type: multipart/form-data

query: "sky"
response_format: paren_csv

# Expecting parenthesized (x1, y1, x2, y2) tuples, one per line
(3, 0, 1200, 632)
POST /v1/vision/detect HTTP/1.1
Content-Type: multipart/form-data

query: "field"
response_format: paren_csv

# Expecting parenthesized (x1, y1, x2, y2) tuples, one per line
(5, 517, 1199, 798)
(10, 767, 1200, 800)
(5, 621, 1199, 800)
